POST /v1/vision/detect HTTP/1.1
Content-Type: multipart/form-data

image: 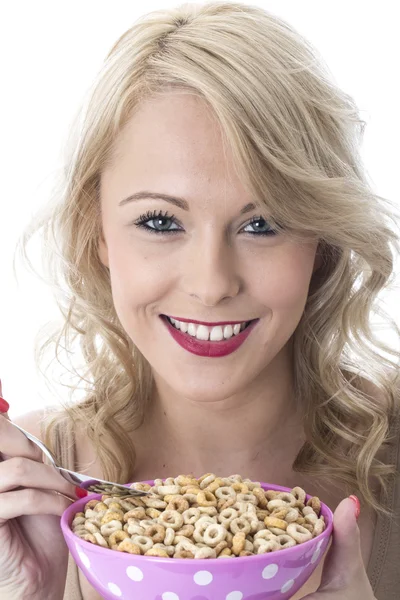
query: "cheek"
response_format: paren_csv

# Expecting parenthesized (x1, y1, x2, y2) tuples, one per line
(107, 237, 174, 309)
(250, 250, 314, 312)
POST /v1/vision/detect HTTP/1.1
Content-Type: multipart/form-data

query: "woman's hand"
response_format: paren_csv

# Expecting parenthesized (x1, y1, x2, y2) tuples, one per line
(304, 496, 376, 599)
(0, 381, 81, 600)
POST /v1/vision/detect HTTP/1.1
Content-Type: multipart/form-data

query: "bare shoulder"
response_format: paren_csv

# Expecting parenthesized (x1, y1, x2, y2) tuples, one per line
(12, 407, 56, 442)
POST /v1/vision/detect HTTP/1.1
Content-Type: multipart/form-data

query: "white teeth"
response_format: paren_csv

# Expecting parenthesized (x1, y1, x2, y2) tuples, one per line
(167, 316, 250, 341)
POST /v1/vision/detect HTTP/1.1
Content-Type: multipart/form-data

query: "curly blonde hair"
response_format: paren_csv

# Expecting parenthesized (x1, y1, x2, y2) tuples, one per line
(15, 1, 400, 517)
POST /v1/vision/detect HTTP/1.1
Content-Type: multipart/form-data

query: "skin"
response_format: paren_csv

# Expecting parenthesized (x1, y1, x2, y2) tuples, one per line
(92, 91, 377, 600)
(98, 91, 323, 479)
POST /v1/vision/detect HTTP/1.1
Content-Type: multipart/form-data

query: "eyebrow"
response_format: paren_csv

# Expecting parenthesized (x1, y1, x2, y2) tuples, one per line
(119, 191, 257, 215)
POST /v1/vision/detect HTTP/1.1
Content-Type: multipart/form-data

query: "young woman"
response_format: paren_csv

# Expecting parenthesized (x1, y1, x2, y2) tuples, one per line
(1, 2, 399, 599)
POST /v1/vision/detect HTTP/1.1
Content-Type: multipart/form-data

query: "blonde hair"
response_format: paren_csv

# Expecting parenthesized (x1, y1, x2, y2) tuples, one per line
(15, 1, 400, 517)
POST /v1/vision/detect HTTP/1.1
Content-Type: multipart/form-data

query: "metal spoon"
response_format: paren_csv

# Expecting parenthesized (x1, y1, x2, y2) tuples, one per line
(9, 420, 152, 498)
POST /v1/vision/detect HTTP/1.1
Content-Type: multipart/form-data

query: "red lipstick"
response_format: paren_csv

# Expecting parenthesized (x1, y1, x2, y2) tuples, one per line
(160, 315, 259, 357)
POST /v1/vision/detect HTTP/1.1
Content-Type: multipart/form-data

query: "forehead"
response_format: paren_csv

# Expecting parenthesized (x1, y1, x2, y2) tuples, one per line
(102, 93, 250, 208)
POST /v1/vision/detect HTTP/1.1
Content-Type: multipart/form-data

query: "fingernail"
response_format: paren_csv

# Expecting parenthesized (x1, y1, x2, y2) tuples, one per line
(75, 486, 89, 499)
(0, 396, 10, 413)
(349, 495, 360, 520)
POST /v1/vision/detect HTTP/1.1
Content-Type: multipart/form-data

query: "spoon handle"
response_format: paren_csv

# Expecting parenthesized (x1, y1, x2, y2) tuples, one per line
(9, 420, 58, 466)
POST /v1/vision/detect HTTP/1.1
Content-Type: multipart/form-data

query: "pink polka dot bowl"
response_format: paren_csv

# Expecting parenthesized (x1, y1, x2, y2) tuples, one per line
(61, 480, 333, 600)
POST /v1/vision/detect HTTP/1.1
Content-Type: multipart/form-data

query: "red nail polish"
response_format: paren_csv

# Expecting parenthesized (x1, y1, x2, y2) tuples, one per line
(349, 495, 360, 520)
(0, 397, 10, 413)
(75, 486, 89, 499)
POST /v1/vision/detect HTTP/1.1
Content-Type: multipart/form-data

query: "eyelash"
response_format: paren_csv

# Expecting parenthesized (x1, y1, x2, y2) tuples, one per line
(133, 209, 278, 237)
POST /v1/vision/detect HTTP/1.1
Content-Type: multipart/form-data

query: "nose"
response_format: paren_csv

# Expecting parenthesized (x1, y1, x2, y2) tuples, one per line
(181, 229, 241, 306)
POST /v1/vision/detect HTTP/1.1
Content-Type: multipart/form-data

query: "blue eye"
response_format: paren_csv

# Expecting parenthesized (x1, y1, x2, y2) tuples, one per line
(133, 209, 278, 237)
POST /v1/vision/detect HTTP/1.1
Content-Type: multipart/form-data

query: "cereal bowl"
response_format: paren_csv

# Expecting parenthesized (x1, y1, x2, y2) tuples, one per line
(61, 480, 333, 600)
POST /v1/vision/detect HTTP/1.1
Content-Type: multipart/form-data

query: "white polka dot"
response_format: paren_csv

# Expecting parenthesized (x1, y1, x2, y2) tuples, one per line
(281, 579, 295, 593)
(162, 593, 180, 600)
(194, 570, 213, 585)
(262, 563, 279, 579)
(226, 592, 243, 600)
(311, 547, 321, 564)
(317, 539, 324, 550)
(108, 582, 122, 597)
(77, 550, 90, 569)
(126, 565, 144, 581)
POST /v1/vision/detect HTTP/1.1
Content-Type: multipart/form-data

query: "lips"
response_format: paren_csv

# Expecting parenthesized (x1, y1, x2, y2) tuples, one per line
(161, 315, 259, 358)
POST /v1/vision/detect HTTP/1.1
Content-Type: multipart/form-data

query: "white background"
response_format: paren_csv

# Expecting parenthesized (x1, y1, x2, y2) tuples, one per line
(0, 1, 399, 418)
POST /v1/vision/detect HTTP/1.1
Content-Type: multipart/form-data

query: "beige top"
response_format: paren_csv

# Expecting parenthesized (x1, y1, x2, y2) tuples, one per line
(43, 410, 400, 600)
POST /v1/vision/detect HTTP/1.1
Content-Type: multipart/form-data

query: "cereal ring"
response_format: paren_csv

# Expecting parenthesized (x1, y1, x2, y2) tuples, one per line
(291, 486, 307, 505)
(140, 519, 156, 529)
(254, 539, 279, 554)
(167, 496, 189, 513)
(195, 546, 217, 559)
(243, 479, 261, 490)
(305, 512, 318, 525)
(174, 475, 198, 487)
(239, 550, 254, 556)
(146, 548, 170, 557)
(101, 511, 123, 525)
(237, 493, 257, 504)
(307, 496, 321, 516)
(264, 516, 287, 531)
(274, 492, 297, 507)
(252, 487, 269, 509)
(269, 527, 287, 536)
(158, 485, 181, 496)
(146, 508, 161, 519)
(215, 486, 237, 500)
(232, 482, 249, 494)
(93, 532, 109, 547)
(264, 490, 280, 500)
(144, 524, 166, 543)
(230, 517, 251, 535)
(164, 477, 176, 485)
(124, 507, 146, 521)
(131, 535, 154, 553)
(285, 508, 300, 523)
(203, 524, 227, 547)
(275, 534, 297, 549)
(286, 522, 313, 543)
(218, 507, 238, 526)
(270, 507, 289, 520)
(256, 509, 270, 521)
(109, 530, 129, 548)
(143, 498, 167, 509)
(175, 524, 195, 538)
(158, 510, 184, 531)
(174, 549, 195, 558)
(81, 533, 96, 544)
(254, 529, 277, 541)
(234, 501, 257, 515)
(175, 538, 197, 553)
(100, 520, 122, 537)
(205, 478, 225, 494)
(182, 507, 201, 525)
(218, 497, 235, 511)
(117, 539, 141, 554)
(231, 531, 246, 555)
(84, 500, 100, 510)
(164, 527, 175, 546)
(214, 540, 228, 556)
(313, 518, 325, 537)
(197, 490, 217, 507)
(198, 473, 216, 488)
(198, 506, 218, 516)
(84, 521, 99, 534)
(218, 548, 233, 557)
(267, 499, 288, 511)
(126, 523, 144, 536)
(193, 521, 210, 543)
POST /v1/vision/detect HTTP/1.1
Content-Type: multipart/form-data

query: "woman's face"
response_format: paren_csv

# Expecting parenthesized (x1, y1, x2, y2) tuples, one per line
(99, 92, 321, 401)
